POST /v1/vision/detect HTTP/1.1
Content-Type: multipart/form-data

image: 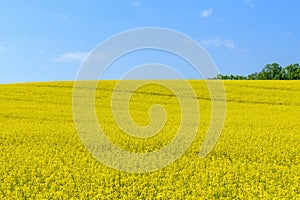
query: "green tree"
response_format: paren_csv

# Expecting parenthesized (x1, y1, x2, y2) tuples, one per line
(285, 63, 300, 80)
(279, 68, 287, 80)
(257, 71, 267, 80)
(259, 63, 282, 80)
(235, 75, 247, 80)
(248, 72, 258, 80)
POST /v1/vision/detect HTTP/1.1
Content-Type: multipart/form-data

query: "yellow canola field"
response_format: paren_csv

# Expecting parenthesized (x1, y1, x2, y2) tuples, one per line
(0, 80, 299, 199)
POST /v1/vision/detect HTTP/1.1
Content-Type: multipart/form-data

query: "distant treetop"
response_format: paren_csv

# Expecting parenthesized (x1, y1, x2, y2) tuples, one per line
(215, 63, 300, 80)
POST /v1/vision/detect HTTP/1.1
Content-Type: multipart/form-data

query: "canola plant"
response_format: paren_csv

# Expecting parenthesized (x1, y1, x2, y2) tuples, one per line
(0, 80, 299, 199)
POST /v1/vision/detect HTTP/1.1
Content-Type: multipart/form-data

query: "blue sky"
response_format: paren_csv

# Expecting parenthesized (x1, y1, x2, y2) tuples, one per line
(0, 0, 299, 83)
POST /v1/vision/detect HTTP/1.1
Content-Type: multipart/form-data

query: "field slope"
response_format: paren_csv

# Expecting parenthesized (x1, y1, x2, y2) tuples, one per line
(0, 80, 299, 199)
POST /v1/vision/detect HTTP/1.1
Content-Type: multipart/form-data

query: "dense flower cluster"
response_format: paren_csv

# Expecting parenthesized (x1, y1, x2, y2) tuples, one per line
(0, 81, 299, 199)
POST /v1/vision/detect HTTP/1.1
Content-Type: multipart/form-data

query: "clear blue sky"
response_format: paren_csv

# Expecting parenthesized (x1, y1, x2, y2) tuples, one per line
(0, 1, 299, 83)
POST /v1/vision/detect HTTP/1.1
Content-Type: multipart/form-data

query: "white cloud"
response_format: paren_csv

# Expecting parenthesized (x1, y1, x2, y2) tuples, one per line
(201, 37, 236, 50)
(245, 0, 255, 8)
(0, 46, 5, 51)
(41, 65, 49, 71)
(222, 39, 235, 49)
(283, 31, 292, 38)
(58, 13, 68, 20)
(54, 51, 90, 62)
(200, 9, 212, 18)
(132, 0, 141, 7)
(38, 50, 45, 54)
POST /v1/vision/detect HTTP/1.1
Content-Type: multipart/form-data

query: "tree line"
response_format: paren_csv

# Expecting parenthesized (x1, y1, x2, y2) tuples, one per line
(216, 63, 300, 80)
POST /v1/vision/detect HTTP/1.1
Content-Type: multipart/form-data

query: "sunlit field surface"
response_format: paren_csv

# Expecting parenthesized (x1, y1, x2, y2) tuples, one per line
(0, 80, 300, 199)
